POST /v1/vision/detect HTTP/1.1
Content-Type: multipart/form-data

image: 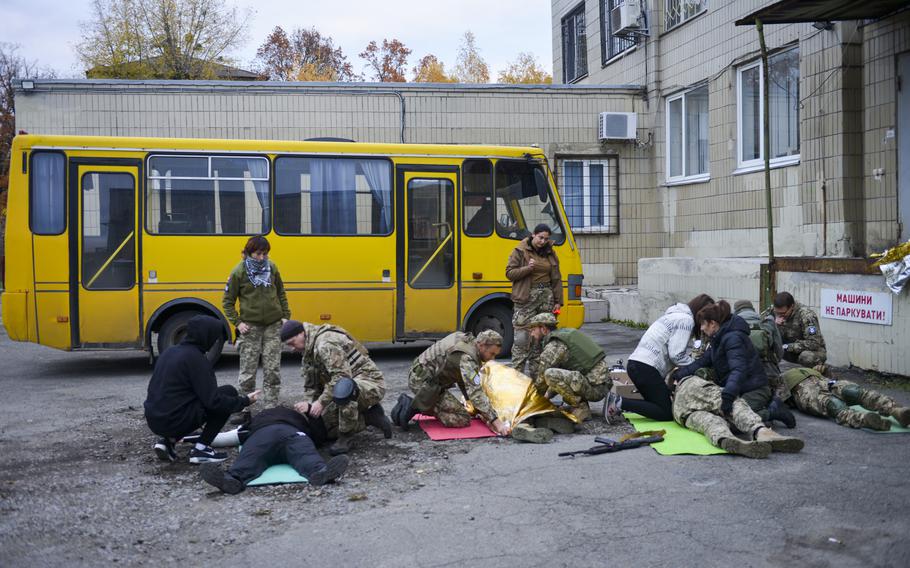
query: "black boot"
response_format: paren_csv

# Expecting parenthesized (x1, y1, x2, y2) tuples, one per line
(200, 463, 244, 494)
(364, 404, 393, 439)
(328, 434, 352, 456)
(308, 455, 350, 486)
(391, 393, 416, 431)
(769, 398, 796, 429)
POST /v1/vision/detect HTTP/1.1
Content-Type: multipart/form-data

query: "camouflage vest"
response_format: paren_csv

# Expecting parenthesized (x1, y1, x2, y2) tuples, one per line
(781, 367, 823, 391)
(546, 328, 605, 373)
(309, 324, 371, 373)
(416, 332, 478, 387)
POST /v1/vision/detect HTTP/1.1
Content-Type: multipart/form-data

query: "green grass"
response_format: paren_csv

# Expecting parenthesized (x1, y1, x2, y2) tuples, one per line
(601, 318, 649, 329)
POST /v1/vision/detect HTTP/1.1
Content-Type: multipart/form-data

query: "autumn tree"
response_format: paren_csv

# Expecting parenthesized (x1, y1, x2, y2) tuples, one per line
(453, 31, 489, 83)
(498, 52, 552, 84)
(412, 55, 454, 83)
(255, 26, 356, 81)
(76, 0, 251, 79)
(359, 39, 411, 82)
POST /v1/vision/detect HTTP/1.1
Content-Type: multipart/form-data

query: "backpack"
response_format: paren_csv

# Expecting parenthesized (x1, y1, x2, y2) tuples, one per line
(748, 323, 774, 362)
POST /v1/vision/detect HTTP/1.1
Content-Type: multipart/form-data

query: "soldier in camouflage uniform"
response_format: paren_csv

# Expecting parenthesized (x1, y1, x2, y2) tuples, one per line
(672, 375, 805, 458)
(764, 292, 827, 368)
(391, 330, 510, 436)
(223, 236, 291, 410)
(506, 224, 563, 378)
(280, 320, 391, 455)
(782, 367, 910, 431)
(525, 313, 611, 422)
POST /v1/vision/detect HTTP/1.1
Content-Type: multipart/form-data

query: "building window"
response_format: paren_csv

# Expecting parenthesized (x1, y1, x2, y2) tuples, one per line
(601, 0, 637, 63)
(665, 0, 707, 31)
(562, 3, 588, 83)
(666, 84, 709, 182)
(558, 157, 618, 234)
(737, 46, 800, 169)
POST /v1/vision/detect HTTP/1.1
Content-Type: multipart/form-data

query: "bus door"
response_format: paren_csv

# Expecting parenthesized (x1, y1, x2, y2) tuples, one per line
(71, 162, 141, 346)
(397, 167, 459, 337)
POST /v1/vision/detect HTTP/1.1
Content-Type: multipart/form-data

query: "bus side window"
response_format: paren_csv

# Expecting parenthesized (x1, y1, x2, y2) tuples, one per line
(30, 152, 66, 235)
(462, 159, 493, 237)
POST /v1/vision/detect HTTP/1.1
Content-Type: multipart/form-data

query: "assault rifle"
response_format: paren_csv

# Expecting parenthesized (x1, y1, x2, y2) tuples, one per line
(558, 430, 665, 457)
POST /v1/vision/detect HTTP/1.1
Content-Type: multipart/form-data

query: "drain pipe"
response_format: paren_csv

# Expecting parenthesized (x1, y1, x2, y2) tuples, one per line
(757, 19, 776, 309)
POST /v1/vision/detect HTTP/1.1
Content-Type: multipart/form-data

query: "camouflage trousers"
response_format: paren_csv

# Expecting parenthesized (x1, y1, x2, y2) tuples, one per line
(792, 376, 899, 429)
(542, 360, 612, 407)
(408, 362, 472, 428)
(511, 286, 554, 376)
(237, 321, 282, 404)
(322, 366, 386, 437)
(672, 377, 765, 447)
(783, 349, 827, 367)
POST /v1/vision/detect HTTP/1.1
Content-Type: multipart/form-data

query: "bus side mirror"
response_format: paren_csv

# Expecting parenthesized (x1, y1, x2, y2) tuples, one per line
(534, 169, 549, 202)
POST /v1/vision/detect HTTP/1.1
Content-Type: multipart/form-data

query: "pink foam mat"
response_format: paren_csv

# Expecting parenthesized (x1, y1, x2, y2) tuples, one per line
(414, 414, 497, 440)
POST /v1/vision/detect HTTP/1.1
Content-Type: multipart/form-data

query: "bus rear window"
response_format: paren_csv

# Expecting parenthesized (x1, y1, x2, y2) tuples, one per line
(146, 155, 269, 235)
(494, 160, 564, 244)
(274, 156, 393, 236)
(30, 152, 66, 235)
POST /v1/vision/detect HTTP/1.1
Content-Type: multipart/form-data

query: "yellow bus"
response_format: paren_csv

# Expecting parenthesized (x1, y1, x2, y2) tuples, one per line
(2, 134, 585, 360)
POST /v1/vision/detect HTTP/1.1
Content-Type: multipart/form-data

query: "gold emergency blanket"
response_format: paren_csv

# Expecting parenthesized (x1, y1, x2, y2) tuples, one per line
(478, 361, 580, 427)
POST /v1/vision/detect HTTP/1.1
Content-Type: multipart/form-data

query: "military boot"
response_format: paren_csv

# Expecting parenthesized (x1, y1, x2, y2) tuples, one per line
(768, 398, 796, 429)
(755, 427, 804, 453)
(719, 437, 771, 459)
(533, 414, 576, 434)
(892, 407, 910, 428)
(568, 401, 592, 422)
(861, 412, 891, 431)
(328, 434, 352, 456)
(391, 393, 417, 430)
(511, 423, 553, 444)
(308, 455, 350, 486)
(364, 404, 393, 439)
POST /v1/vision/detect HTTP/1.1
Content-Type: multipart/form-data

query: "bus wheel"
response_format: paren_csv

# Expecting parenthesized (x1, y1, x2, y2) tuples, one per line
(469, 304, 514, 355)
(157, 311, 225, 364)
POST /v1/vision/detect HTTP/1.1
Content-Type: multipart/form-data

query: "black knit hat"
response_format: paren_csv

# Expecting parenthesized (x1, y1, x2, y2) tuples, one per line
(279, 320, 305, 342)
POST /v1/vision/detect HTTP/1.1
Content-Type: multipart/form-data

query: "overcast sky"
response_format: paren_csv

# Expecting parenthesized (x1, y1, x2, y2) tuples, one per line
(3, 0, 554, 80)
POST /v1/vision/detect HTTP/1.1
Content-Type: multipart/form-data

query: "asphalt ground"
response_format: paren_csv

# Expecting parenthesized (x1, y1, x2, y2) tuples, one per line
(1, 320, 908, 567)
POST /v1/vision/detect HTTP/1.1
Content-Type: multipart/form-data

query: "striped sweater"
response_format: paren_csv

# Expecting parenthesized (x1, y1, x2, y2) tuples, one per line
(628, 303, 696, 377)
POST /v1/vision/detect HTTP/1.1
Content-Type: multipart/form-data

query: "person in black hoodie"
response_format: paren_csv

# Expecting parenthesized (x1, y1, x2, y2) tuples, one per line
(144, 315, 258, 464)
(199, 405, 349, 494)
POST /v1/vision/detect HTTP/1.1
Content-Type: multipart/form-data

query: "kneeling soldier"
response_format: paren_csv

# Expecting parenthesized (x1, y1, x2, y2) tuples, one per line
(391, 330, 510, 436)
(526, 313, 611, 421)
(281, 320, 392, 455)
(782, 367, 910, 431)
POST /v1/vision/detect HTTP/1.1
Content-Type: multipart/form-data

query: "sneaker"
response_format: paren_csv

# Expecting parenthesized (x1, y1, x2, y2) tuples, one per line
(153, 438, 177, 462)
(188, 446, 228, 464)
(200, 463, 244, 494)
(308, 455, 350, 486)
(603, 391, 623, 425)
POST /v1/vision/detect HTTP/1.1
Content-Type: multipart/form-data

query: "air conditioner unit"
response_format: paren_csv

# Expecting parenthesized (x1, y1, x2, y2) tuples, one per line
(611, 1, 642, 36)
(599, 112, 637, 140)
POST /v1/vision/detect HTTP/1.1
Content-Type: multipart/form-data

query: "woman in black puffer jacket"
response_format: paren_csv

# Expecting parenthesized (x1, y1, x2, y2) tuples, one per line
(672, 300, 772, 417)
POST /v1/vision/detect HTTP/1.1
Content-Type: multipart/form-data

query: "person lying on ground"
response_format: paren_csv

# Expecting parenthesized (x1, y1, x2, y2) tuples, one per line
(606, 295, 714, 422)
(281, 320, 392, 456)
(781, 367, 910, 431)
(199, 405, 349, 494)
(144, 315, 258, 464)
(524, 313, 610, 422)
(391, 330, 510, 436)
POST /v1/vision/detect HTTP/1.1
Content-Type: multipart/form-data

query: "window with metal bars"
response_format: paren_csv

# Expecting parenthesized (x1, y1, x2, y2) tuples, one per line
(562, 4, 588, 83)
(557, 157, 619, 234)
(665, 0, 707, 31)
(601, 0, 637, 64)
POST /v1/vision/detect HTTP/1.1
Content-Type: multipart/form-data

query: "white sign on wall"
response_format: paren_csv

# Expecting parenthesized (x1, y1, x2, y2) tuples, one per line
(820, 289, 893, 326)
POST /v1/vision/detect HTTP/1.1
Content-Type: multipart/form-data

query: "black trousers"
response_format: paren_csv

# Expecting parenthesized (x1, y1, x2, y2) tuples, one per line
(621, 360, 674, 421)
(228, 424, 325, 485)
(148, 385, 236, 446)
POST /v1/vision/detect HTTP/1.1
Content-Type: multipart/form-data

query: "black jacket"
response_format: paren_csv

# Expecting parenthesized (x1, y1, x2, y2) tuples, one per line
(144, 315, 249, 433)
(675, 315, 769, 399)
(249, 407, 329, 447)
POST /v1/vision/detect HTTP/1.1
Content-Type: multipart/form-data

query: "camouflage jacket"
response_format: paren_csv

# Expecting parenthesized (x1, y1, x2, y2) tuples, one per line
(300, 323, 381, 406)
(764, 302, 826, 354)
(414, 332, 496, 422)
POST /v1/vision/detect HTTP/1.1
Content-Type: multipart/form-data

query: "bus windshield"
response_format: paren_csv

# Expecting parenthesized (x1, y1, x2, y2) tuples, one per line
(494, 160, 565, 244)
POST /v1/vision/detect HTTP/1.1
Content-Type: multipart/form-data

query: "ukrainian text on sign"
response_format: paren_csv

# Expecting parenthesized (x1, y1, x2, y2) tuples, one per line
(820, 288, 892, 325)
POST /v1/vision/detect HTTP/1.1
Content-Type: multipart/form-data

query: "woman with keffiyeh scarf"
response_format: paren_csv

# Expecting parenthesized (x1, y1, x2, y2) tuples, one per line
(223, 236, 291, 419)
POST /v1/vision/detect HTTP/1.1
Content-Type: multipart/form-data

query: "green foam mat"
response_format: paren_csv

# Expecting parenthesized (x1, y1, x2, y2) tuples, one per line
(849, 405, 910, 433)
(625, 412, 727, 456)
(245, 464, 308, 486)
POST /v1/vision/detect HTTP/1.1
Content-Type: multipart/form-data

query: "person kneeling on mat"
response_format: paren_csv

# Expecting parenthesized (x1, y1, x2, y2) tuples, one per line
(200, 404, 349, 494)
(144, 315, 258, 464)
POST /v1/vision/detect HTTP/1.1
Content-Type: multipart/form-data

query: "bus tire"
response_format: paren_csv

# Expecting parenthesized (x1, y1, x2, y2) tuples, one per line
(468, 304, 514, 356)
(157, 311, 225, 364)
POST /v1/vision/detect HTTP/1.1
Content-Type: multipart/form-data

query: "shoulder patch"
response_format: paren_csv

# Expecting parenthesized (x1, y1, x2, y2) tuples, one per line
(807, 326, 816, 335)
(472, 373, 481, 385)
